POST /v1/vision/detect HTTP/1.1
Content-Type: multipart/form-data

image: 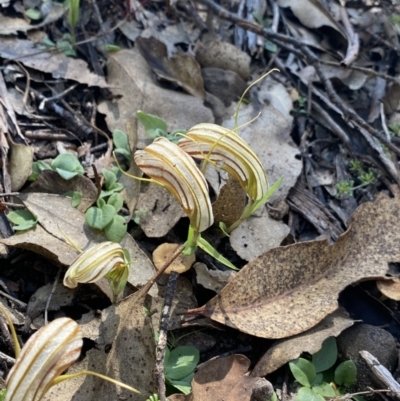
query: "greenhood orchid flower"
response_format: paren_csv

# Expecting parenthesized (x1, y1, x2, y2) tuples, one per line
(134, 137, 237, 268)
(178, 123, 282, 232)
(63, 242, 130, 302)
(3, 317, 139, 401)
(134, 137, 213, 252)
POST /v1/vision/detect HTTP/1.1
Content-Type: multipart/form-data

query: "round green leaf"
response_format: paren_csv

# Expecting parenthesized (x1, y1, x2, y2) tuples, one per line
(137, 110, 168, 138)
(85, 205, 115, 230)
(51, 154, 84, 177)
(7, 210, 38, 231)
(104, 215, 127, 242)
(289, 358, 316, 387)
(102, 169, 117, 189)
(296, 387, 325, 401)
(164, 346, 199, 381)
(312, 337, 338, 373)
(113, 129, 129, 151)
(334, 360, 357, 386)
(108, 193, 124, 213)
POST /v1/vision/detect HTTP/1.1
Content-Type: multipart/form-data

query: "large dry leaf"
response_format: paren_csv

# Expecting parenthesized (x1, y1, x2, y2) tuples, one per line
(277, 0, 346, 37)
(43, 291, 157, 401)
(189, 193, 400, 338)
(0, 38, 109, 87)
(251, 308, 354, 377)
(136, 36, 205, 99)
(9, 142, 34, 191)
(135, 183, 185, 238)
(98, 48, 213, 149)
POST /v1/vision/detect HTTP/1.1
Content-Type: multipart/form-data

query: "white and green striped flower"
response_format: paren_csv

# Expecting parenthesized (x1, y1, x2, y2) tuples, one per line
(63, 242, 129, 302)
(134, 137, 214, 236)
(179, 123, 281, 232)
(5, 318, 82, 401)
(4, 316, 140, 400)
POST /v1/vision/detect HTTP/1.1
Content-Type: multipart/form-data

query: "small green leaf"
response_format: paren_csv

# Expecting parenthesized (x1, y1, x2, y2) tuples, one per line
(0, 389, 7, 401)
(312, 382, 336, 397)
(296, 387, 325, 401)
(7, 210, 38, 231)
(196, 236, 239, 270)
(113, 129, 130, 151)
(29, 160, 52, 180)
(51, 154, 84, 180)
(137, 110, 168, 138)
(289, 358, 316, 387)
(167, 372, 194, 395)
(108, 193, 124, 213)
(334, 360, 357, 386)
(312, 337, 338, 373)
(64, 191, 82, 208)
(85, 205, 116, 230)
(104, 215, 127, 242)
(25, 8, 42, 20)
(265, 40, 278, 52)
(165, 346, 199, 381)
(311, 373, 323, 387)
(102, 169, 117, 189)
(68, 0, 80, 30)
(105, 44, 121, 52)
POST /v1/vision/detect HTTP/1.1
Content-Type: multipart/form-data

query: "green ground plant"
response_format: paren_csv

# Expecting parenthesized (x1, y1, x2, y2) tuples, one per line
(289, 337, 357, 401)
(336, 160, 376, 198)
(164, 345, 199, 395)
(137, 111, 186, 144)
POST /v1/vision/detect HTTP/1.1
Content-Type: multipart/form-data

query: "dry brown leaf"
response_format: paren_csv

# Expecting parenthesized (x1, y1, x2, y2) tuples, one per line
(43, 291, 157, 401)
(27, 283, 77, 323)
(25, 170, 97, 212)
(171, 354, 273, 401)
(212, 176, 247, 228)
(0, 224, 77, 265)
(251, 308, 354, 376)
(376, 278, 400, 301)
(188, 193, 400, 338)
(277, 0, 346, 37)
(9, 142, 34, 191)
(230, 207, 290, 261)
(135, 183, 185, 238)
(98, 48, 213, 149)
(194, 262, 235, 293)
(196, 40, 251, 81)
(0, 38, 109, 87)
(136, 36, 205, 99)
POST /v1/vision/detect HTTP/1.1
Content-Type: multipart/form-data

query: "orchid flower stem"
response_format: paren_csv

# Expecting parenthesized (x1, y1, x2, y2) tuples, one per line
(53, 370, 140, 394)
(183, 226, 199, 255)
(0, 304, 20, 357)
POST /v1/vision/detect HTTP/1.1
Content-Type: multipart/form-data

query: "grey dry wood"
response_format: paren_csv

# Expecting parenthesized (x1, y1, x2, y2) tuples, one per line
(360, 350, 400, 399)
